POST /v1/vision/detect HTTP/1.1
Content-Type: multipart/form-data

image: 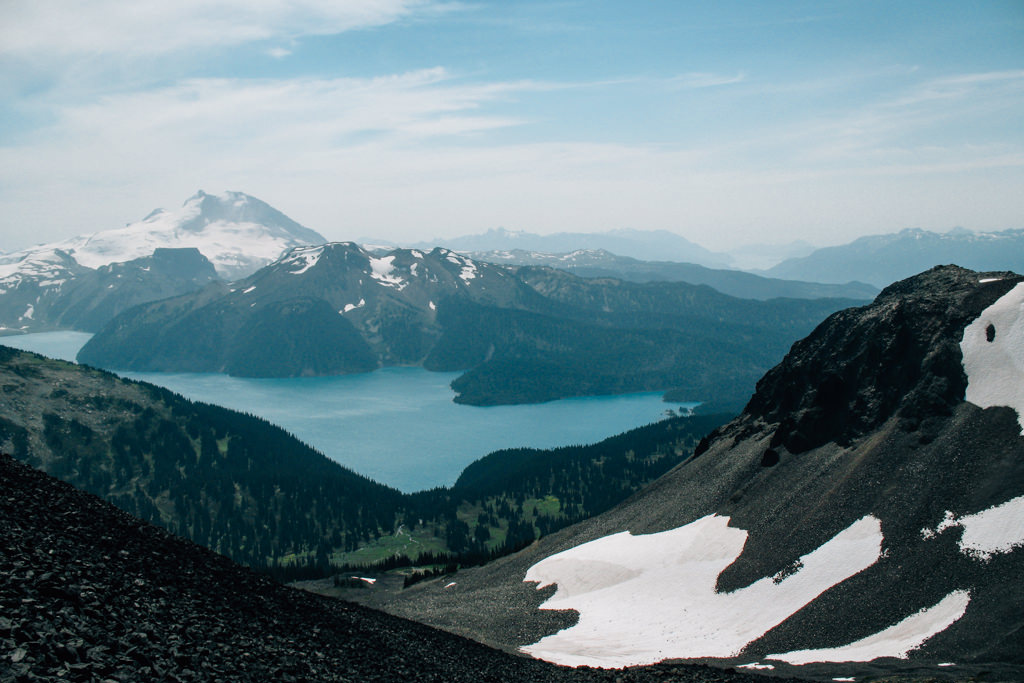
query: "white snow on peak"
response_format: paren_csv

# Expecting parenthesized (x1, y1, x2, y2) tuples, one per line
(922, 495, 1024, 560)
(0, 249, 76, 282)
(961, 282, 1024, 433)
(411, 250, 424, 259)
(369, 255, 406, 289)
(242, 285, 257, 294)
(2, 191, 325, 281)
(283, 245, 325, 275)
(979, 278, 1004, 283)
(767, 590, 970, 665)
(445, 251, 478, 283)
(521, 514, 883, 667)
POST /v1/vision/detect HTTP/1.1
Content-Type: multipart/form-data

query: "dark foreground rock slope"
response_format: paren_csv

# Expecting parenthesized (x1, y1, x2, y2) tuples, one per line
(361, 266, 1024, 682)
(0, 453, 783, 683)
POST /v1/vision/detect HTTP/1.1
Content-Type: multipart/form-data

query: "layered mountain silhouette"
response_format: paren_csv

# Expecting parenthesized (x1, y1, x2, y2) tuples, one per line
(78, 242, 856, 407)
(467, 248, 877, 301)
(765, 227, 1024, 287)
(385, 226, 734, 268)
(360, 265, 1024, 681)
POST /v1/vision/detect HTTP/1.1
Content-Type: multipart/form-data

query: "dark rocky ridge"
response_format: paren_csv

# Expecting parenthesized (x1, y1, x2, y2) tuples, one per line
(740, 265, 1023, 454)
(0, 453, 782, 683)
(360, 265, 1024, 680)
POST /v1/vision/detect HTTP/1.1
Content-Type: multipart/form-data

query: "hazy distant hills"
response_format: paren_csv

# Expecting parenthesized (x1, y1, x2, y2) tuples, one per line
(369, 265, 1024, 680)
(766, 227, 1024, 286)
(378, 226, 735, 269)
(78, 242, 856, 408)
(469, 248, 878, 301)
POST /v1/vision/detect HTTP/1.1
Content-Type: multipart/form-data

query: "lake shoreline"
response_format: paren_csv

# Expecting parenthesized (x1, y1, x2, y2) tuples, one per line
(2, 331, 696, 492)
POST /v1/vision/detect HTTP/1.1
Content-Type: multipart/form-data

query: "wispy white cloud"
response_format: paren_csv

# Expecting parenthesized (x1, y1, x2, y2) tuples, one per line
(666, 72, 746, 90)
(1, 32, 1022, 252)
(37, 69, 529, 144)
(0, 0, 446, 59)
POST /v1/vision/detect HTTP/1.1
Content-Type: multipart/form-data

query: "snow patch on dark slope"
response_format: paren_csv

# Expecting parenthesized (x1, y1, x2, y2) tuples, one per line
(368, 265, 1024, 680)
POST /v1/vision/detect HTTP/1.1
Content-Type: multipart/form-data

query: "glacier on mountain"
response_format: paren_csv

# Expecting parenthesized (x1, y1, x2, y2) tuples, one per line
(2, 191, 326, 282)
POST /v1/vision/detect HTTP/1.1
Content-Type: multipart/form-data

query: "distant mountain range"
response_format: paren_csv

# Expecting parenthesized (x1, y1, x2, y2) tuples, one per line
(365, 265, 1024, 680)
(78, 242, 856, 408)
(468, 248, 877, 301)
(373, 226, 735, 269)
(766, 227, 1024, 286)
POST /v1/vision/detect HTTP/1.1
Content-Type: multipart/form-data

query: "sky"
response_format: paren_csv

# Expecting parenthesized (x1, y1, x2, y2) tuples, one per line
(1, 0, 1022, 254)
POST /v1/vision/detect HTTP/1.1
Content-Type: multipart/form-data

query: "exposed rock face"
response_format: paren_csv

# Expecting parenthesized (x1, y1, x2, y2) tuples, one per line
(742, 265, 1022, 453)
(361, 266, 1024, 681)
(0, 453, 775, 683)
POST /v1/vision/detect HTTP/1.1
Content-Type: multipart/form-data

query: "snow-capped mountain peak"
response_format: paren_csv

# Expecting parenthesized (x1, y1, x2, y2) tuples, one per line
(5, 191, 327, 283)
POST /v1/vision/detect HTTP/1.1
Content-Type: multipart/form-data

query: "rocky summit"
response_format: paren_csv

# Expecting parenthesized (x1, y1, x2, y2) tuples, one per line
(0, 452, 781, 683)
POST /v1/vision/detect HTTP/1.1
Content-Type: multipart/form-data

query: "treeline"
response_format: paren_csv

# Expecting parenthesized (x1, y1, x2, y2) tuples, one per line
(2, 346, 732, 583)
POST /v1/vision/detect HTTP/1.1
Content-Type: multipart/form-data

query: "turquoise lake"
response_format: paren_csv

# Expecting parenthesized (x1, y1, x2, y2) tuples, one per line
(1, 331, 694, 493)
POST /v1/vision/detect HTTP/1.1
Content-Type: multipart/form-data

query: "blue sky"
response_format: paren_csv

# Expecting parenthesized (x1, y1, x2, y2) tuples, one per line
(1, 0, 1022, 253)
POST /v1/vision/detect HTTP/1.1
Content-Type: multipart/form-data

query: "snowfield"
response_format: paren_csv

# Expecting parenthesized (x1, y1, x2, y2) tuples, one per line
(522, 515, 883, 667)
(519, 277, 1024, 669)
(961, 281, 1024, 433)
(766, 590, 970, 664)
(923, 495, 1024, 561)
(284, 246, 325, 275)
(369, 255, 406, 289)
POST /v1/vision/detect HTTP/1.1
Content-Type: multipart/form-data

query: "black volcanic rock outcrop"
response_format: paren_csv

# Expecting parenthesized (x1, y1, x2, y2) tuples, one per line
(362, 265, 1024, 680)
(741, 265, 1022, 453)
(0, 453, 777, 683)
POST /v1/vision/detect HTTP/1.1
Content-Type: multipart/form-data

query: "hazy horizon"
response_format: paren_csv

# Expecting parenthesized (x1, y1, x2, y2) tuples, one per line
(2, 1, 1022, 253)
